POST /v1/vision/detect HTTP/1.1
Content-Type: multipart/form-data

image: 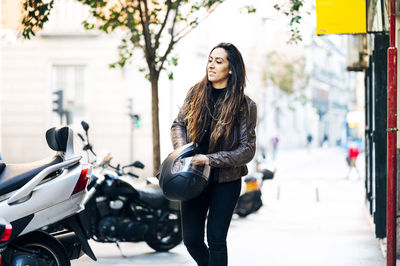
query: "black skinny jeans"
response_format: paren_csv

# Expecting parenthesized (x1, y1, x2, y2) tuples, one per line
(181, 177, 241, 266)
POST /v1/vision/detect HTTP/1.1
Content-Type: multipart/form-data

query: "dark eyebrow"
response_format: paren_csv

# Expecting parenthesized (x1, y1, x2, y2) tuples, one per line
(208, 56, 225, 61)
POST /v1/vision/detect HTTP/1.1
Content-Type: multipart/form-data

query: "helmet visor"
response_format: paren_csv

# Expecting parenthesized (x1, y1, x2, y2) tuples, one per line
(171, 156, 210, 181)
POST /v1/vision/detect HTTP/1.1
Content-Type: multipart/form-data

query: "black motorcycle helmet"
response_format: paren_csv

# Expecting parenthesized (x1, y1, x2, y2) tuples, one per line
(158, 142, 210, 201)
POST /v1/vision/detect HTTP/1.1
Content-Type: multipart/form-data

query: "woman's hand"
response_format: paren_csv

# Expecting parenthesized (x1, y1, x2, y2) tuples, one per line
(191, 154, 210, 165)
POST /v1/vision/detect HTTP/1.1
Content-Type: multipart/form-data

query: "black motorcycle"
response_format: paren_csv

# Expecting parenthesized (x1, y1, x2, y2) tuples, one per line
(48, 121, 182, 254)
(234, 162, 276, 217)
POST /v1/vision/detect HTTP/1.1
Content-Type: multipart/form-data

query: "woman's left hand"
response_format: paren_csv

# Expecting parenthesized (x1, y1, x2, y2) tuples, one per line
(191, 154, 210, 165)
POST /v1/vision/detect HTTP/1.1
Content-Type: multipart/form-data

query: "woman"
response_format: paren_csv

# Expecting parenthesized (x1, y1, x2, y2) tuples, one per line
(170, 42, 257, 266)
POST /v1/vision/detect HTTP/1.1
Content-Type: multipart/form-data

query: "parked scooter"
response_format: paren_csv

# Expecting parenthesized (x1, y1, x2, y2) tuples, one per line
(0, 217, 11, 264)
(0, 126, 96, 265)
(234, 162, 276, 217)
(0, 217, 11, 251)
(55, 121, 182, 254)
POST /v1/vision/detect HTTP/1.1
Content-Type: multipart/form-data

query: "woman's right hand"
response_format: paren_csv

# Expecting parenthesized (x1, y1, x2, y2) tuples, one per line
(191, 154, 210, 165)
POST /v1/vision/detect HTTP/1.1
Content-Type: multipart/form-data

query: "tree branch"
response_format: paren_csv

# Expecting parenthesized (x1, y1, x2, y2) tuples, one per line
(142, 0, 151, 27)
(122, 1, 144, 49)
(118, 0, 130, 30)
(155, 0, 181, 73)
(169, 0, 181, 38)
(142, 0, 154, 51)
(173, 2, 220, 43)
(138, 0, 155, 64)
(154, 0, 172, 50)
(156, 38, 176, 74)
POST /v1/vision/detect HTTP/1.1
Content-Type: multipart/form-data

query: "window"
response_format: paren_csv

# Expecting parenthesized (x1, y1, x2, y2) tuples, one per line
(51, 65, 86, 123)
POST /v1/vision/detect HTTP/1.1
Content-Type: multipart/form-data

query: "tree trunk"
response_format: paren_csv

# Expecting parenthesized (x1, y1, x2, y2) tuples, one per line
(150, 76, 161, 175)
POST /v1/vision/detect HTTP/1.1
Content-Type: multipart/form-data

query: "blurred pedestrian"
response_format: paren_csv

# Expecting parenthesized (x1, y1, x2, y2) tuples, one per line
(306, 133, 313, 152)
(346, 142, 360, 179)
(321, 133, 329, 148)
(170, 42, 257, 266)
(271, 136, 279, 160)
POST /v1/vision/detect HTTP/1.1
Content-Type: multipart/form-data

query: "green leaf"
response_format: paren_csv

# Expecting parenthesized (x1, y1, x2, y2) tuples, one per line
(245, 5, 256, 13)
(190, 19, 199, 26)
(20, 0, 54, 39)
(82, 20, 95, 30)
(291, 0, 303, 11)
(172, 57, 178, 66)
(289, 15, 302, 26)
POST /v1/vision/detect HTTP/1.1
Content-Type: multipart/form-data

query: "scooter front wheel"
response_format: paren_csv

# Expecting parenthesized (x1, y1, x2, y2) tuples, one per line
(5, 231, 70, 266)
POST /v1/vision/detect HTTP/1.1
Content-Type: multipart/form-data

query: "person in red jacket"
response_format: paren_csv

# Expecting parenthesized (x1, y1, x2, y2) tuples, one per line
(346, 142, 360, 179)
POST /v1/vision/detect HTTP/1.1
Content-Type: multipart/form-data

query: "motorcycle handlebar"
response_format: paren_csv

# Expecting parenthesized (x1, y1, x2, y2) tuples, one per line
(89, 147, 97, 157)
(77, 133, 85, 142)
(77, 128, 97, 157)
(127, 172, 139, 178)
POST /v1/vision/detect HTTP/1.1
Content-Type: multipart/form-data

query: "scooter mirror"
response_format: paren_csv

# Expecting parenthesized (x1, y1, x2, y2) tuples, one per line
(128, 161, 145, 169)
(81, 121, 89, 132)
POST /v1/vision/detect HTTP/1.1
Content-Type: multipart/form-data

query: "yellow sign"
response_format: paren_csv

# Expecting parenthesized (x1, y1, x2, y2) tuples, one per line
(316, 0, 367, 35)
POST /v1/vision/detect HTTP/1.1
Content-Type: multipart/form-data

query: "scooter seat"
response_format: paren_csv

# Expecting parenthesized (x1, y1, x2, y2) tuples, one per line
(0, 156, 63, 197)
(136, 184, 167, 208)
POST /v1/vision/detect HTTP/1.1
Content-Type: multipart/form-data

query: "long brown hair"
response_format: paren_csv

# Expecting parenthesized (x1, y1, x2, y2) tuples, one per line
(183, 43, 247, 152)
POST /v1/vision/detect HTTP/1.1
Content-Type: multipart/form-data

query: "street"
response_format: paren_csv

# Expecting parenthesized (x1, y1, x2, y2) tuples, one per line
(72, 147, 385, 266)
(0, 0, 396, 265)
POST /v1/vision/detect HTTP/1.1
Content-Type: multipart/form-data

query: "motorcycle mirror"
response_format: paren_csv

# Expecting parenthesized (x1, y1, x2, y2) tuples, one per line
(124, 161, 145, 169)
(81, 121, 89, 132)
(132, 161, 144, 169)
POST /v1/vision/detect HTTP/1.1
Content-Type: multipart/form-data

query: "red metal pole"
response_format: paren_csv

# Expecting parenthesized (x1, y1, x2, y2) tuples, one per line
(387, 0, 397, 265)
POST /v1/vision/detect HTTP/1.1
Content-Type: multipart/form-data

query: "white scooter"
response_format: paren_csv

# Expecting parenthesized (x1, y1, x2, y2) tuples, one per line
(0, 126, 96, 266)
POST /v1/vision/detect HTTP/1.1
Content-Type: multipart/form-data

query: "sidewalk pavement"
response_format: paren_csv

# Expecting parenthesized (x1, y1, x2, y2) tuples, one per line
(73, 147, 386, 266)
(244, 146, 384, 266)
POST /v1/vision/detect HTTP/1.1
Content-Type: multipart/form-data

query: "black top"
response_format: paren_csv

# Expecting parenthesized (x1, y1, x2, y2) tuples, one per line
(211, 87, 227, 107)
(198, 87, 227, 154)
(198, 87, 227, 183)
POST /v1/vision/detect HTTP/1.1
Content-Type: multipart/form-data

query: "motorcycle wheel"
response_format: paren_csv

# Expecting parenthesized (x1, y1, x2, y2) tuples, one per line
(144, 216, 182, 252)
(8, 231, 70, 266)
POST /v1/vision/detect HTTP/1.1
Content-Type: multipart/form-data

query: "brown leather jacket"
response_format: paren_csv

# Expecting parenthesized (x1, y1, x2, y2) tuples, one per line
(170, 94, 257, 183)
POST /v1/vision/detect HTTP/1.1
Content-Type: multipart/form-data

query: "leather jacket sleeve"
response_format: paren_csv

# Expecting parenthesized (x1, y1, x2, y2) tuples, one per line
(206, 99, 257, 168)
(170, 103, 189, 149)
